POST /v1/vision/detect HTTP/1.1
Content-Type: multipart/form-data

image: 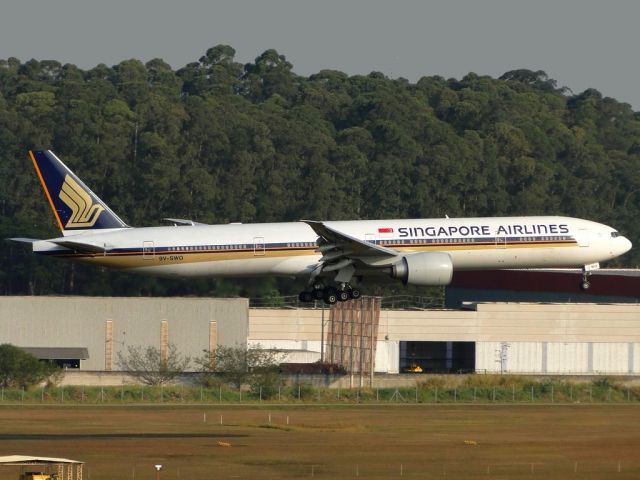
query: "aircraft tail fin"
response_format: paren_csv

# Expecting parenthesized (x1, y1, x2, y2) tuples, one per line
(29, 150, 129, 236)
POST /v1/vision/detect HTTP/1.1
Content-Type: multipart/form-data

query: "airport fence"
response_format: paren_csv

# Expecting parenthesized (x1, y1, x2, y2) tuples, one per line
(1, 377, 639, 405)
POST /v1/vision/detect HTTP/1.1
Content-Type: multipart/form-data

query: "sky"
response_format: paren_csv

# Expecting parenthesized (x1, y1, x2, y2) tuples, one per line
(1, 0, 639, 110)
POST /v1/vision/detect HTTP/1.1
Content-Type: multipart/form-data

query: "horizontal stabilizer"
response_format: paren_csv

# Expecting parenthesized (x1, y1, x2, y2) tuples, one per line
(50, 240, 106, 254)
(7, 237, 40, 244)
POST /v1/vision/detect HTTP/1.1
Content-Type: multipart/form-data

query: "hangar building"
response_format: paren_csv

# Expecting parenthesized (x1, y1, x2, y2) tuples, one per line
(0, 293, 639, 377)
(0, 296, 248, 371)
(250, 302, 640, 375)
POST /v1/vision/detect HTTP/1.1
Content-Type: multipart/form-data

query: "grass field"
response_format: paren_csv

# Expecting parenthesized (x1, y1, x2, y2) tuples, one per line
(0, 404, 638, 479)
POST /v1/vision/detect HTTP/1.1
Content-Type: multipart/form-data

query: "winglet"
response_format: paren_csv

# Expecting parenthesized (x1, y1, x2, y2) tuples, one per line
(29, 150, 129, 235)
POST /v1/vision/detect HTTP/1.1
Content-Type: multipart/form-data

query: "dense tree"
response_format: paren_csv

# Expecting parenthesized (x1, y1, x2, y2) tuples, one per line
(195, 344, 282, 394)
(1, 47, 639, 298)
(0, 344, 62, 388)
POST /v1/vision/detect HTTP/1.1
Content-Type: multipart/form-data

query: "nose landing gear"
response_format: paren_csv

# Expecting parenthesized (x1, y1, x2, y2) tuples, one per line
(579, 263, 600, 291)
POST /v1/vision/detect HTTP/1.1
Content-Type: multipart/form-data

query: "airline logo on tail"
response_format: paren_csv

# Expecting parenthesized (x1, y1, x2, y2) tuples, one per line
(58, 174, 105, 228)
(27, 150, 128, 233)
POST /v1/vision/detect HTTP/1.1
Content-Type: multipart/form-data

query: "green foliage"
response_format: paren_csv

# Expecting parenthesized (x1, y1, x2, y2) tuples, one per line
(250, 370, 282, 399)
(0, 343, 61, 388)
(291, 382, 316, 400)
(116, 344, 191, 386)
(1, 50, 639, 298)
(462, 374, 533, 389)
(195, 344, 282, 391)
(0, 375, 638, 404)
(592, 376, 616, 388)
(419, 376, 448, 389)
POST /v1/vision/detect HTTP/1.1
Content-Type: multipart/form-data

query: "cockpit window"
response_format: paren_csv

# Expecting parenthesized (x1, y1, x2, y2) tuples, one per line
(611, 231, 620, 238)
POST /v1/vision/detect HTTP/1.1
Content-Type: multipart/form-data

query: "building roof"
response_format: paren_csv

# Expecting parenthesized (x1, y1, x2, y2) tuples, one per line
(0, 456, 83, 465)
(449, 268, 640, 297)
(19, 347, 89, 360)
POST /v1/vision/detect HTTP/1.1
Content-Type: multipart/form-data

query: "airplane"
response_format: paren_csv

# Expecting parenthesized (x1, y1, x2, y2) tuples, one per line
(10, 150, 632, 304)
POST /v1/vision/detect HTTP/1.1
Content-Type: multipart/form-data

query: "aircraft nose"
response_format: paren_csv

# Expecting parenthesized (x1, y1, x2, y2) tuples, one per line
(620, 236, 633, 254)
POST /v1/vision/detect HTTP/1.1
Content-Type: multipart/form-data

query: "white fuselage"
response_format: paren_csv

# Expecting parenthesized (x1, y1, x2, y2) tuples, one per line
(33, 216, 632, 281)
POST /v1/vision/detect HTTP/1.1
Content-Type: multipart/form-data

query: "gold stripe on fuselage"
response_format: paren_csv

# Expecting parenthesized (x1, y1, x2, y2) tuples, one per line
(55, 247, 318, 269)
(49, 240, 578, 270)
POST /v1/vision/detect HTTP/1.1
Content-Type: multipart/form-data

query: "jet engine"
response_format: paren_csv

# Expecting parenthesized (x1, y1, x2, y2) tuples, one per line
(390, 252, 453, 286)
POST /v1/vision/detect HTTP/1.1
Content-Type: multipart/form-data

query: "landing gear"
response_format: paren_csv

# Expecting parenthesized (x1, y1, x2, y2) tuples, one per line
(298, 291, 314, 303)
(298, 283, 362, 305)
(337, 289, 350, 302)
(323, 287, 338, 304)
(337, 284, 361, 301)
(580, 263, 599, 291)
(298, 286, 338, 304)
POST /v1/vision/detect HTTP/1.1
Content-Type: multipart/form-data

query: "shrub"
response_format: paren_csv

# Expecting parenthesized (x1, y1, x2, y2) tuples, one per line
(117, 344, 191, 386)
(0, 344, 62, 389)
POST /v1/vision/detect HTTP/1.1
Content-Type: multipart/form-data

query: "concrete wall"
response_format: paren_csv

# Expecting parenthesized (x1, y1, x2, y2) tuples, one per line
(473, 303, 640, 343)
(250, 303, 640, 345)
(0, 296, 248, 371)
(249, 308, 324, 344)
(56, 371, 426, 388)
(249, 303, 640, 375)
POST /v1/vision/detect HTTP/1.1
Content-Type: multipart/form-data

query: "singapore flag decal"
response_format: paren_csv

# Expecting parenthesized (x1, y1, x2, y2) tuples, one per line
(378, 227, 393, 234)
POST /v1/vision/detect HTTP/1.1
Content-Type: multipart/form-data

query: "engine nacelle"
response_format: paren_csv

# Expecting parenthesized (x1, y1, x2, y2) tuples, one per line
(391, 252, 453, 286)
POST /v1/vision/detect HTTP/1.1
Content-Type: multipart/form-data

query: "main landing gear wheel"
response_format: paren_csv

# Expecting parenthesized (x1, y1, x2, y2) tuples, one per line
(337, 289, 350, 302)
(298, 291, 314, 303)
(323, 287, 338, 305)
(299, 284, 362, 305)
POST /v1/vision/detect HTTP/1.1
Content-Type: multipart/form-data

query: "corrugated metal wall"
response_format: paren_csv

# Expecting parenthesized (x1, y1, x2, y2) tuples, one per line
(0, 297, 248, 371)
(546, 342, 590, 373)
(476, 342, 640, 374)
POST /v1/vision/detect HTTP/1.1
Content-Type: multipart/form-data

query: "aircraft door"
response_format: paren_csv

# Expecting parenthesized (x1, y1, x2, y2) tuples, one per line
(577, 229, 590, 247)
(142, 241, 155, 259)
(365, 233, 376, 244)
(253, 237, 265, 256)
(496, 236, 507, 249)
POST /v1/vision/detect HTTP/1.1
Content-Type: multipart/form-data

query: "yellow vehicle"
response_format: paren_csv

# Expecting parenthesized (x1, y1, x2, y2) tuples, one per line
(404, 364, 423, 373)
(20, 473, 54, 480)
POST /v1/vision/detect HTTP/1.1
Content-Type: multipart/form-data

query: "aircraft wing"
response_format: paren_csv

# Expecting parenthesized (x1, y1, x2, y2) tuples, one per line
(302, 220, 397, 257)
(162, 218, 208, 226)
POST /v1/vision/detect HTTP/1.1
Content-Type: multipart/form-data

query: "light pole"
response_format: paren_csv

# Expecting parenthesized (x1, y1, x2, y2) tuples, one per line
(154, 464, 163, 480)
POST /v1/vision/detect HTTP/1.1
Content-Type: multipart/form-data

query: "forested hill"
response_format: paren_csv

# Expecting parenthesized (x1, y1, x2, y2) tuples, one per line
(1, 45, 639, 297)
